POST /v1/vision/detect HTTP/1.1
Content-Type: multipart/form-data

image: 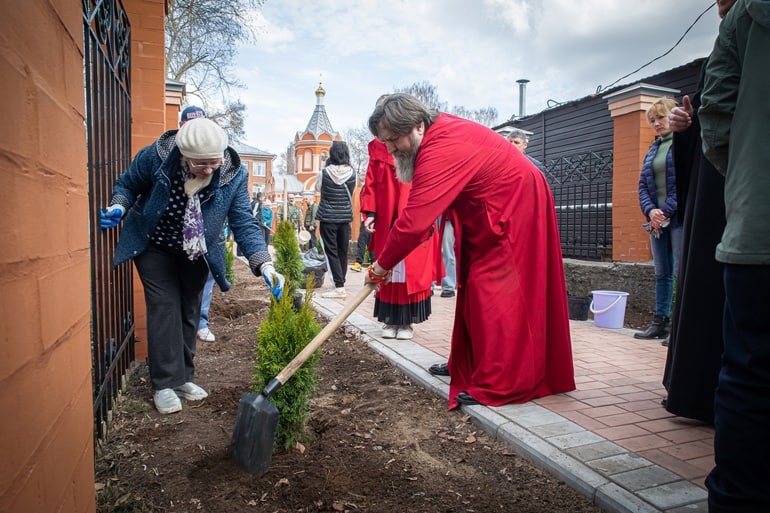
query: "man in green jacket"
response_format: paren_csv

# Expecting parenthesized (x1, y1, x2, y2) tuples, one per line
(303, 195, 319, 248)
(699, 1, 770, 511)
(276, 193, 303, 232)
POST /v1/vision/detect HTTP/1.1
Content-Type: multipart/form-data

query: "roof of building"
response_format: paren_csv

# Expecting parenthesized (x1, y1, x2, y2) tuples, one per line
(297, 82, 338, 139)
(271, 173, 307, 194)
(493, 57, 705, 132)
(231, 141, 276, 159)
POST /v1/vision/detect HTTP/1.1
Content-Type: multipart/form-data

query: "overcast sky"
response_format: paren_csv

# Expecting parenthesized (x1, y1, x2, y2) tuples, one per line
(233, 0, 722, 156)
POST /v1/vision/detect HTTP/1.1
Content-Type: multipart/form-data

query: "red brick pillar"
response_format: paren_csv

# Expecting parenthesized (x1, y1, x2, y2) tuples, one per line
(165, 78, 185, 130)
(124, 0, 168, 361)
(604, 84, 679, 262)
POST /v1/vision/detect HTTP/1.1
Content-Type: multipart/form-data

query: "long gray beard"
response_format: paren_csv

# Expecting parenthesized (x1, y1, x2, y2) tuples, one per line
(394, 154, 415, 183)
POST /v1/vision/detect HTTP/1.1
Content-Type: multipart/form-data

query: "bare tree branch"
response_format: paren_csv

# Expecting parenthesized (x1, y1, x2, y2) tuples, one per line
(166, 0, 265, 141)
(395, 81, 498, 126)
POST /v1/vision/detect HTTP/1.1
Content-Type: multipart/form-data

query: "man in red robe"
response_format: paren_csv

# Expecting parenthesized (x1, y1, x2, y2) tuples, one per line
(366, 94, 575, 410)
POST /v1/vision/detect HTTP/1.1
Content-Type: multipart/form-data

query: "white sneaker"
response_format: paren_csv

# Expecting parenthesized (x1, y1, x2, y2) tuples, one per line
(154, 388, 182, 414)
(197, 327, 215, 342)
(382, 325, 397, 339)
(396, 325, 414, 340)
(174, 382, 209, 401)
(321, 287, 346, 299)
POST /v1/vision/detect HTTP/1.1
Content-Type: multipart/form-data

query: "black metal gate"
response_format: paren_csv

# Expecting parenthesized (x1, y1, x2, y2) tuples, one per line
(544, 150, 614, 260)
(84, 0, 134, 441)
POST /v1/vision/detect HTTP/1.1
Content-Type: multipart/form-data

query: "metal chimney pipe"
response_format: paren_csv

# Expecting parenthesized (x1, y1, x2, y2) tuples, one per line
(516, 79, 530, 118)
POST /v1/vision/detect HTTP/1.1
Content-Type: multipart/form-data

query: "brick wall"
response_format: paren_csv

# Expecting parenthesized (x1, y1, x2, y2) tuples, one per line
(0, 1, 96, 512)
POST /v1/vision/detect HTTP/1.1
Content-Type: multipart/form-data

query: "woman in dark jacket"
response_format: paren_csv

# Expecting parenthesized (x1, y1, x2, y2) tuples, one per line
(100, 118, 285, 414)
(314, 141, 356, 298)
(635, 98, 682, 340)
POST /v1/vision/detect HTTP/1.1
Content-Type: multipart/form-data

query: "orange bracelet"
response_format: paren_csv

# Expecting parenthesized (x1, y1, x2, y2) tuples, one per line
(367, 265, 388, 283)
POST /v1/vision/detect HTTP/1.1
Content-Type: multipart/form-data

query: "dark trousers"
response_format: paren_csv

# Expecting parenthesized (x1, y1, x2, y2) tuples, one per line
(319, 222, 351, 288)
(134, 244, 209, 390)
(707, 264, 770, 513)
(306, 225, 318, 249)
(355, 220, 373, 264)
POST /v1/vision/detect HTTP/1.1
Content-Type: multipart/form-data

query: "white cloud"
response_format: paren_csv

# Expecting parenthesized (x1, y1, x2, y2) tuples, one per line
(232, 0, 721, 154)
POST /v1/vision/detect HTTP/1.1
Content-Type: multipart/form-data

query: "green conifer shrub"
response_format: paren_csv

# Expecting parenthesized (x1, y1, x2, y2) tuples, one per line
(271, 221, 305, 298)
(253, 290, 320, 449)
(252, 220, 321, 449)
(225, 236, 235, 284)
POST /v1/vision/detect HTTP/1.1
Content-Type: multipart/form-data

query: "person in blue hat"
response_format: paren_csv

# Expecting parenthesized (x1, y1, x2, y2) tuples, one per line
(180, 105, 206, 124)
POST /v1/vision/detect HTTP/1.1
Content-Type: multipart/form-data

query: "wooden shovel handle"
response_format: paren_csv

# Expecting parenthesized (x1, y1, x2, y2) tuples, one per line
(272, 283, 376, 386)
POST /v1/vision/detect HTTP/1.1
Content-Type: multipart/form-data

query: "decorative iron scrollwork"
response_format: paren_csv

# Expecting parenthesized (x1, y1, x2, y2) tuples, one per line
(84, 0, 131, 89)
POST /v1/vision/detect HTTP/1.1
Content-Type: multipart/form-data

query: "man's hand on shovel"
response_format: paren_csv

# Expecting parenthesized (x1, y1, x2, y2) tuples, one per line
(365, 262, 391, 290)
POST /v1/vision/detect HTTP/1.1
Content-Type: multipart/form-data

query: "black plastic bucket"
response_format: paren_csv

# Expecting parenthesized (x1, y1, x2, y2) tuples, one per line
(568, 296, 591, 321)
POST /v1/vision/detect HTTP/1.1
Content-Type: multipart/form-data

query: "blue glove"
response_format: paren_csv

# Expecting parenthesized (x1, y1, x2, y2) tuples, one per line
(100, 206, 124, 230)
(261, 264, 285, 301)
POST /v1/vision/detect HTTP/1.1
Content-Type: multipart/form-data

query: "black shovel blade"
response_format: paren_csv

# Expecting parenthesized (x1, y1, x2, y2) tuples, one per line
(230, 392, 279, 475)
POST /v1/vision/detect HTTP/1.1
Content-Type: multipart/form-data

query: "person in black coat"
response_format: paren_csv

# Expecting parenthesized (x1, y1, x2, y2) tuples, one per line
(661, 67, 726, 424)
(314, 141, 356, 298)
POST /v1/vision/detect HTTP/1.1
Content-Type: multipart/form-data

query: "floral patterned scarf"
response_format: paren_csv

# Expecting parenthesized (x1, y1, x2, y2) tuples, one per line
(182, 171, 213, 260)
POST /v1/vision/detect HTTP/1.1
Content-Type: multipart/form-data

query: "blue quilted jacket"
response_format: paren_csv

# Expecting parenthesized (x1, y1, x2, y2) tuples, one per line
(109, 129, 271, 291)
(638, 137, 679, 226)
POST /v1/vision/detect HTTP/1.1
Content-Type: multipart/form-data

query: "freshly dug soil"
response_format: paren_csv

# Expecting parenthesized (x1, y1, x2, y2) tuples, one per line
(95, 260, 603, 513)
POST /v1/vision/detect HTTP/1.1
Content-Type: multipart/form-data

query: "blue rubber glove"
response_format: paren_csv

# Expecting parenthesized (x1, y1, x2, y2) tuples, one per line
(100, 206, 124, 230)
(261, 264, 285, 301)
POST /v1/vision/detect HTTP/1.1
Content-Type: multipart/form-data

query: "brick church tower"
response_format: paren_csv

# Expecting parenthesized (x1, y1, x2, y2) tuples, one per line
(293, 82, 341, 192)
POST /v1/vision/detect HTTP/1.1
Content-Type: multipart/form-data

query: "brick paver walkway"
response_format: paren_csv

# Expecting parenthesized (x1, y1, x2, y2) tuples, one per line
(312, 267, 713, 513)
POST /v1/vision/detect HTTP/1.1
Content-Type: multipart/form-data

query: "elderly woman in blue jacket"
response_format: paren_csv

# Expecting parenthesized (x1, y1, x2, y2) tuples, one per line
(635, 97, 682, 341)
(100, 118, 284, 414)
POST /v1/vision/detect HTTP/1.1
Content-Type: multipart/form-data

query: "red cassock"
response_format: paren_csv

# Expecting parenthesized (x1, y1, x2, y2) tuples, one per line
(360, 139, 441, 297)
(375, 114, 575, 410)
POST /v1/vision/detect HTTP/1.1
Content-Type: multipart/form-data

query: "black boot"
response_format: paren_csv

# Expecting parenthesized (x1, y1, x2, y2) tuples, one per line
(634, 315, 670, 340)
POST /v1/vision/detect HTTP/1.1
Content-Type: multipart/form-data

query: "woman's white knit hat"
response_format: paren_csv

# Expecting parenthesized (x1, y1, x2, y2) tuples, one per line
(176, 118, 228, 159)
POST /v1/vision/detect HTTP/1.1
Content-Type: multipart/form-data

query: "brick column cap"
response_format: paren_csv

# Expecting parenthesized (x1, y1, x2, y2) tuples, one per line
(604, 82, 680, 118)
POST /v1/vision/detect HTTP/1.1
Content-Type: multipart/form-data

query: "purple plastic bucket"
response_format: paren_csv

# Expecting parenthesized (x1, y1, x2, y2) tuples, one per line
(589, 291, 629, 329)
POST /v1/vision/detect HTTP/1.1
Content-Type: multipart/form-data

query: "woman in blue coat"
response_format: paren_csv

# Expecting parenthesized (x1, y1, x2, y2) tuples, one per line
(635, 98, 682, 341)
(100, 118, 284, 414)
(261, 199, 274, 244)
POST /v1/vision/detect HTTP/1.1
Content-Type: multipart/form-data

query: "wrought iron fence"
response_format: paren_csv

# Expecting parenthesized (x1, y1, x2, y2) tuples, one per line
(544, 150, 614, 260)
(84, 0, 133, 442)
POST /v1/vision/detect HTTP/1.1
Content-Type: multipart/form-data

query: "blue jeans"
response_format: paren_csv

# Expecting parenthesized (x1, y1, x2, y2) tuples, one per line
(441, 220, 456, 292)
(650, 224, 683, 317)
(707, 264, 770, 512)
(198, 273, 215, 330)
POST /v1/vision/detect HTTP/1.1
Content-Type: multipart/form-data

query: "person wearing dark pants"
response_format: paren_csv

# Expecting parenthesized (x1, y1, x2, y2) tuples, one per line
(135, 245, 209, 390)
(351, 219, 372, 272)
(699, 1, 770, 510)
(707, 266, 770, 512)
(318, 221, 351, 290)
(315, 141, 356, 299)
